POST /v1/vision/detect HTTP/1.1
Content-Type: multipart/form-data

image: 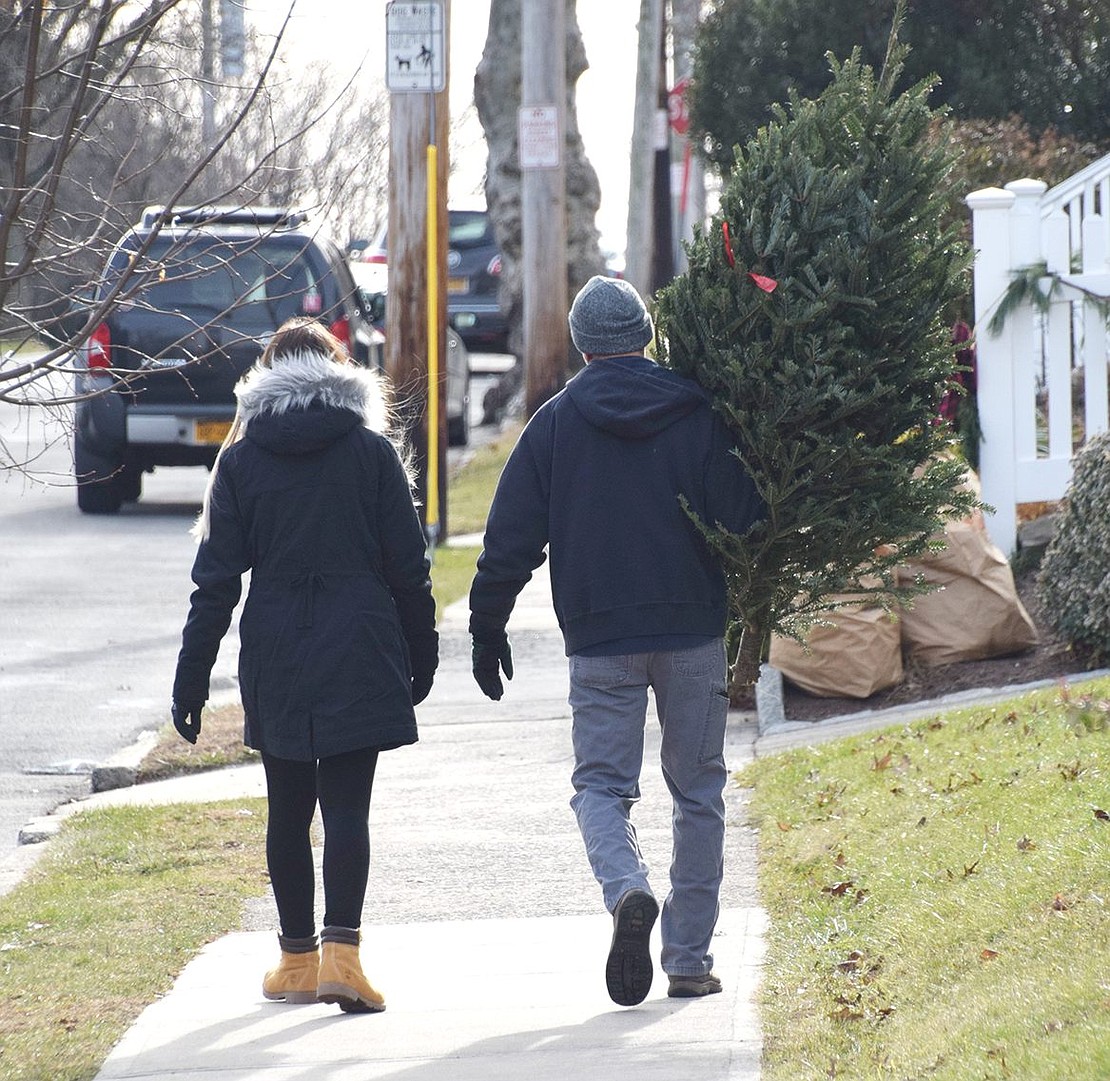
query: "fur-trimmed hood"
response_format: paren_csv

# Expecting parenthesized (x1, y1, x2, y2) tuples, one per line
(192, 351, 406, 542)
(235, 350, 391, 433)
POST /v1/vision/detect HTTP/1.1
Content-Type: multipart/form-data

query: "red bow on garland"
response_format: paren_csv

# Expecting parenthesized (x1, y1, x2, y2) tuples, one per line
(722, 221, 778, 293)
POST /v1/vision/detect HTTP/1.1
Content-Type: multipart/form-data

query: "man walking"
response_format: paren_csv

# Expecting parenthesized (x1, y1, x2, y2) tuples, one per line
(468, 276, 763, 1007)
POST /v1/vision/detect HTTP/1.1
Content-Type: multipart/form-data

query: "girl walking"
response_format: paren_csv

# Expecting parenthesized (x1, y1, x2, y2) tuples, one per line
(171, 317, 437, 1013)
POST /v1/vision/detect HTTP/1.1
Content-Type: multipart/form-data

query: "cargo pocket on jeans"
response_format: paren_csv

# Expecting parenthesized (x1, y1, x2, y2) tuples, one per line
(697, 690, 729, 765)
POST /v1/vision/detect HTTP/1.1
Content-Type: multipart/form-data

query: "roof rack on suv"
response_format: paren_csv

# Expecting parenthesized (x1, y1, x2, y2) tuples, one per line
(139, 205, 309, 231)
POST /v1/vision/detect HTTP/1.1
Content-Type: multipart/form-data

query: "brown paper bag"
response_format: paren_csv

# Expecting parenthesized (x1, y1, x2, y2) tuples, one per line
(770, 600, 903, 699)
(897, 513, 1037, 666)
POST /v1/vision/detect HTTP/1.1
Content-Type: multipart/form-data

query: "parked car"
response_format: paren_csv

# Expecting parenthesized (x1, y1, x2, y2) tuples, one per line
(72, 204, 465, 514)
(349, 261, 471, 449)
(358, 207, 510, 354)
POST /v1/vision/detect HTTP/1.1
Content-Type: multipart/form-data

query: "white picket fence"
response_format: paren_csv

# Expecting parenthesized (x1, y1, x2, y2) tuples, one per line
(967, 152, 1110, 555)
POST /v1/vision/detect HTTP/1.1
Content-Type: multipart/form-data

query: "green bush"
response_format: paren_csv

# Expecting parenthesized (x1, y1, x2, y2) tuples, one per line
(1036, 431, 1110, 658)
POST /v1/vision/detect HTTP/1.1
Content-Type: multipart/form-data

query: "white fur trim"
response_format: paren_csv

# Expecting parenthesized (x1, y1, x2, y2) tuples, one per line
(234, 351, 391, 435)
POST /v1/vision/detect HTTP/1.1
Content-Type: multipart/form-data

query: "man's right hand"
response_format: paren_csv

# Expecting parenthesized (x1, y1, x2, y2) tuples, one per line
(471, 632, 514, 700)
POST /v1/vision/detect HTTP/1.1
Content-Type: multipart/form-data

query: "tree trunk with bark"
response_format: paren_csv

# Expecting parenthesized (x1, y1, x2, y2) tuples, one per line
(474, 0, 606, 402)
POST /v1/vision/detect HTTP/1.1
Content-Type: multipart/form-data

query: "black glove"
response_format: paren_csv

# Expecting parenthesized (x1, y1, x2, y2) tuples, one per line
(408, 631, 438, 706)
(411, 667, 435, 705)
(472, 632, 513, 700)
(171, 700, 204, 744)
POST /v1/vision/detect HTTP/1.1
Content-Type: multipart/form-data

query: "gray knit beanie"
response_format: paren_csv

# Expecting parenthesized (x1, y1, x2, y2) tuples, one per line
(568, 275, 653, 356)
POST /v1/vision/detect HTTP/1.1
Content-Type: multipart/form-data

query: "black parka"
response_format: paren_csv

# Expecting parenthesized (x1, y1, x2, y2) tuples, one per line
(173, 352, 436, 760)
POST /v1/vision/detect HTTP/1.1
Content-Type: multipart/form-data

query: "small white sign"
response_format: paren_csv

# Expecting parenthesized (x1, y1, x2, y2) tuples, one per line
(518, 105, 561, 169)
(386, 2, 446, 93)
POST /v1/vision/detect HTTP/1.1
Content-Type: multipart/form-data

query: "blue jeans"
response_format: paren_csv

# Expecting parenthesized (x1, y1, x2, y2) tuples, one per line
(568, 638, 728, 977)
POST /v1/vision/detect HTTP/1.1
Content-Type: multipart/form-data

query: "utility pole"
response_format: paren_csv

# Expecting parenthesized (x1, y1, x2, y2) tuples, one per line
(520, 0, 567, 416)
(624, 0, 663, 297)
(669, 0, 703, 273)
(386, 1, 450, 537)
(651, 7, 674, 292)
(200, 0, 217, 144)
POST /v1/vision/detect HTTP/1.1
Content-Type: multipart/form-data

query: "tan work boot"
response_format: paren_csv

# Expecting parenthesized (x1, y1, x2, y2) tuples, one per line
(262, 934, 319, 1004)
(317, 926, 386, 1013)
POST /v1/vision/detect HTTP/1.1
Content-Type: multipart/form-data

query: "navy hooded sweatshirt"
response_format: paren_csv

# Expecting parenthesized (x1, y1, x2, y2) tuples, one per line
(469, 354, 763, 655)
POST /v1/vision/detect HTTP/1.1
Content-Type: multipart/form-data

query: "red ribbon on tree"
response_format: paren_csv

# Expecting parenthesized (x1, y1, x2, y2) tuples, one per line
(722, 220, 736, 267)
(721, 221, 778, 292)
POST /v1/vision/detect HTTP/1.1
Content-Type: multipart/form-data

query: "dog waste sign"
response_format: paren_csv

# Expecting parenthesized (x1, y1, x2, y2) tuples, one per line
(385, 2, 446, 93)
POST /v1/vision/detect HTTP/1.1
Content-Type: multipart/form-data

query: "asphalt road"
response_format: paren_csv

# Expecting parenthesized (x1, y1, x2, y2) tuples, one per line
(0, 362, 512, 860)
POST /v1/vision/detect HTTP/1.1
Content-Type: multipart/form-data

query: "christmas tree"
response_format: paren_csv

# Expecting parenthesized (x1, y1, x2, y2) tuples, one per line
(655, 28, 977, 691)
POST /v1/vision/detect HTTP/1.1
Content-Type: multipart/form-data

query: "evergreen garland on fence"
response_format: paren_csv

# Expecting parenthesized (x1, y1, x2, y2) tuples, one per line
(655, 33, 978, 691)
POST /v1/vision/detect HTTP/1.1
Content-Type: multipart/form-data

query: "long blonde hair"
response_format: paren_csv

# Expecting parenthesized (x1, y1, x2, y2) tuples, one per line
(192, 318, 358, 542)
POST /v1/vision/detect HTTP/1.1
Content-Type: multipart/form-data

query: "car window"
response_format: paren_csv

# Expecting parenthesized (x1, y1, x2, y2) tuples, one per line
(447, 212, 492, 249)
(114, 238, 321, 321)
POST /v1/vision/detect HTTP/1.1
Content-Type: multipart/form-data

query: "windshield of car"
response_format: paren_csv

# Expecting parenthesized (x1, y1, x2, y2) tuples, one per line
(447, 212, 494, 250)
(109, 236, 323, 323)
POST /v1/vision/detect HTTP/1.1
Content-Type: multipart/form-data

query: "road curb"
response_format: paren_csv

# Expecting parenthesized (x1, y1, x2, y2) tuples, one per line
(90, 728, 160, 793)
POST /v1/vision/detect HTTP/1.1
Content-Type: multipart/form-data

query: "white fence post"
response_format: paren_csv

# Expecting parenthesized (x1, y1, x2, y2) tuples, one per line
(1081, 213, 1109, 438)
(967, 185, 1018, 555)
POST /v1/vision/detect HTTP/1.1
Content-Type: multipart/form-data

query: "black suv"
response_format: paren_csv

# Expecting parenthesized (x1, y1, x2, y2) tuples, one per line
(73, 205, 382, 513)
(358, 207, 509, 354)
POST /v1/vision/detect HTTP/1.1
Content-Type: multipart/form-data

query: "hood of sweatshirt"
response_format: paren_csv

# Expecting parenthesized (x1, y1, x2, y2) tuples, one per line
(564, 354, 708, 439)
(234, 350, 391, 456)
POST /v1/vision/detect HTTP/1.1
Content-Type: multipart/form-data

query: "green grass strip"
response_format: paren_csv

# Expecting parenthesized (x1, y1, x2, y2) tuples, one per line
(741, 677, 1110, 1080)
(446, 423, 519, 536)
(0, 801, 267, 1081)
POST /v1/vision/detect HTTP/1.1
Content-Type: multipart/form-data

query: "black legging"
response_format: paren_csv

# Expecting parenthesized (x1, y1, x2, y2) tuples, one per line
(261, 748, 379, 938)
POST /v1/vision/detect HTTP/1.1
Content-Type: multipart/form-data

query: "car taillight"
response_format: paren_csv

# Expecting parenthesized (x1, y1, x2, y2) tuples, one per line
(329, 315, 351, 354)
(84, 322, 111, 369)
(488, 254, 501, 277)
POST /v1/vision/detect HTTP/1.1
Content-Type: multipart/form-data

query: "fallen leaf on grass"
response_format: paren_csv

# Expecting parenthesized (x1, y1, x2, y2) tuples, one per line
(776, 821, 794, 831)
(835, 950, 864, 972)
(980, 948, 1000, 961)
(1016, 835, 1037, 851)
(872, 751, 893, 771)
(1095, 808, 1109, 822)
(1051, 893, 1074, 911)
(822, 880, 856, 897)
(963, 858, 980, 878)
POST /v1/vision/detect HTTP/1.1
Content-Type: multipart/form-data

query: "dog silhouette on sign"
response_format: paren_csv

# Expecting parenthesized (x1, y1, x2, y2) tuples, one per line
(396, 55, 410, 71)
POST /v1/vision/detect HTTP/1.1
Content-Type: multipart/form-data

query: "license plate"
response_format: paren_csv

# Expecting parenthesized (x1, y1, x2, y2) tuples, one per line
(195, 419, 232, 445)
(447, 276, 469, 294)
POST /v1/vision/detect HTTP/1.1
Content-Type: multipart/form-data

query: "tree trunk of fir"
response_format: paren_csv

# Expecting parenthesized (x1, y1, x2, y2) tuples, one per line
(728, 617, 769, 701)
(474, 0, 606, 413)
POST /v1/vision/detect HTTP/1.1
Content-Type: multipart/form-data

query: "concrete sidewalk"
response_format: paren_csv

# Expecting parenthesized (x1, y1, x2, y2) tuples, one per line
(16, 554, 1103, 1080)
(80, 558, 768, 1081)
